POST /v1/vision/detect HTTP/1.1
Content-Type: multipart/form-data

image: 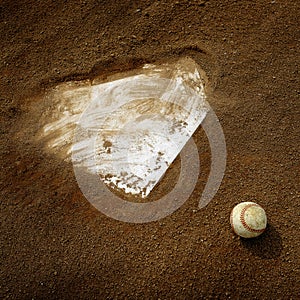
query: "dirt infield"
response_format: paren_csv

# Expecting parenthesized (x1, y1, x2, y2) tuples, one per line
(0, 0, 299, 299)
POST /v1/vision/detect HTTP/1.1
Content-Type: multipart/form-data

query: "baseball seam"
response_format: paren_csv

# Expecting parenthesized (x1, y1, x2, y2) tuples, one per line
(240, 203, 266, 233)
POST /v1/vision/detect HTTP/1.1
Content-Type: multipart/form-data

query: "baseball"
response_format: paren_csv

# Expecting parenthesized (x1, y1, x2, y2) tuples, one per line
(230, 202, 267, 238)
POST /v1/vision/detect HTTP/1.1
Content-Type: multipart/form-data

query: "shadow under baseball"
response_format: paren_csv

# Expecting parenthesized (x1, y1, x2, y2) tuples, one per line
(240, 224, 282, 259)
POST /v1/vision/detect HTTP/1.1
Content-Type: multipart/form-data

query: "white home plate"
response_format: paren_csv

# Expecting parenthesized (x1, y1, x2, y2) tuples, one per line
(40, 57, 209, 198)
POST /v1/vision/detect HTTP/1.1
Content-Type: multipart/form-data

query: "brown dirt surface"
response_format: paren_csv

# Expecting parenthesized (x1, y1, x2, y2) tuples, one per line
(1, 0, 299, 299)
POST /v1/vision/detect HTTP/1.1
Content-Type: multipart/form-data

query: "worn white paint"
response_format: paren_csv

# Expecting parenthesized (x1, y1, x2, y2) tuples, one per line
(38, 58, 209, 197)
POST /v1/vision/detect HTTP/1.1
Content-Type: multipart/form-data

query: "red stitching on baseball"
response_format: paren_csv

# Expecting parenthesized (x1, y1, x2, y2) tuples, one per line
(240, 203, 266, 233)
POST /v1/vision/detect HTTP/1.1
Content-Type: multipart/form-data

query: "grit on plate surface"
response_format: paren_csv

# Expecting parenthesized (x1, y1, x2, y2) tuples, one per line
(0, 0, 299, 299)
